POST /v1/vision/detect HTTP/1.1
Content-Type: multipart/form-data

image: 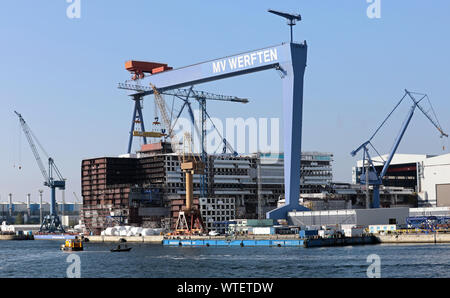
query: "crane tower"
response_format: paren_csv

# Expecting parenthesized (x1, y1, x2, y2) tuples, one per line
(14, 111, 66, 233)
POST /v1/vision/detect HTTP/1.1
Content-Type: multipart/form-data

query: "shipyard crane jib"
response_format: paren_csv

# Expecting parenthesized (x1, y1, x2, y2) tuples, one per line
(351, 89, 448, 208)
(14, 111, 65, 233)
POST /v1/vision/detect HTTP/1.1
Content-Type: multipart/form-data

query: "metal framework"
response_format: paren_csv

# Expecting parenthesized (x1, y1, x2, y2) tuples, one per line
(351, 90, 447, 208)
(406, 216, 450, 232)
(119, 83, 248, 197)
(123, 43, 310, 221)
(118, 12, 310, 220)
(14, 111, 65, 233)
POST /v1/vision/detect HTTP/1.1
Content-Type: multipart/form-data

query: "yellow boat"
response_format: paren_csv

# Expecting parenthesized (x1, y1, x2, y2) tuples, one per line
(60, 238, 83, 251)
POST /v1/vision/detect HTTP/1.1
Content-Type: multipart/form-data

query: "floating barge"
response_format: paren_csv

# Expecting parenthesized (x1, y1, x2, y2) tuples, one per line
(34, 234, 77, 240)
(163, 239, 304, 247)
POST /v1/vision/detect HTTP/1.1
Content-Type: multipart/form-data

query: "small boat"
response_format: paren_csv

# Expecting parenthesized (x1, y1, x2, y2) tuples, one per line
(110, 245, 132, 252)
(61, 238, 83, 251)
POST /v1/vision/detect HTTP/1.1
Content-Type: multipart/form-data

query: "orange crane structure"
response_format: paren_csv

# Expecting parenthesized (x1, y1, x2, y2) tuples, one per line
(151, 85, 206, 235)
(174, 132, 206, 235)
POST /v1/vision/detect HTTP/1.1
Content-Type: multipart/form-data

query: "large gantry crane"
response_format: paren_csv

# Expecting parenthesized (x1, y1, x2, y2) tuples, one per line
(14, 111, 66, 233)
(351, 90, 448, 208)
(117, 10, 310, 221)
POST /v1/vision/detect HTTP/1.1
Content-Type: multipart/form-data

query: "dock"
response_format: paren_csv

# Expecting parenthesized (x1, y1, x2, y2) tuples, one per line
(304, 236, 379, 248)
(6, 231, 450, 246)
(376, 232, 450, 244)
(0, 234, 34, 241)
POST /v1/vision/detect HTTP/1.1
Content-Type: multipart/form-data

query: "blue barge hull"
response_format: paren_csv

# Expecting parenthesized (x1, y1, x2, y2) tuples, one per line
(163, 239, 304, 247)
(34, 234, 76, 240)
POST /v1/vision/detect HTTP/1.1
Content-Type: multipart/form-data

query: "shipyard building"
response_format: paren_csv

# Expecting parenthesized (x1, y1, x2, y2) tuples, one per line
(81, 142, 334, 235)
(353, 153, 450, 208)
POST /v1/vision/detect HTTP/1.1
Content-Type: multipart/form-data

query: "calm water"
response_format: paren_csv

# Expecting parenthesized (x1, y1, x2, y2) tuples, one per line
(0, 240, 448, 278)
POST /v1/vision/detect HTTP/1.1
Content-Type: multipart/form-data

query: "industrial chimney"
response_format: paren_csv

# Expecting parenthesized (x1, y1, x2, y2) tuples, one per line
(39, 190, 43, 225)
(8, 193, 12, 217)
(27, 193, 31, 218)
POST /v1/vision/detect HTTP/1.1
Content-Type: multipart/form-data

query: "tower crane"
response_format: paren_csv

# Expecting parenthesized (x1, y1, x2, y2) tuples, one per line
(119, 82, 248, 196)
(118, 82, 248, 154)
(14, 111, 65, 233)
(174, 132, 206, 235)
(351, 90, 448, 208)
(151, 86, 205, 234)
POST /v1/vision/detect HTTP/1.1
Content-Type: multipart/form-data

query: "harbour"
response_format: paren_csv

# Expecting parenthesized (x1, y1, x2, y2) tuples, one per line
(0, 240, 448, 278)
(23, 231, 450, 246)
(1, 2, 450, 281)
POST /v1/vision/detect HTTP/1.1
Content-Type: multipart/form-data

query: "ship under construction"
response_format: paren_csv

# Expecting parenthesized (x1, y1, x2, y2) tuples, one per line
(81, 142, 335, 235)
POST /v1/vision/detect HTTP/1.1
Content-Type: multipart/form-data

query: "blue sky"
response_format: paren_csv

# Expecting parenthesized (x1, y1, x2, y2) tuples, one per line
(1, 1, 449, 203)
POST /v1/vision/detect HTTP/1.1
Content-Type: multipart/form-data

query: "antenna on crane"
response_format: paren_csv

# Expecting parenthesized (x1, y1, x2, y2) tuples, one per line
(268, 9, 302, 43)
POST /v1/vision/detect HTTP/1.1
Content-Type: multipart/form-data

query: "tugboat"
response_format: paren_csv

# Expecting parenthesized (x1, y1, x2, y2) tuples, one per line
(110, 244, 132, 252)
(60, 238, 83, 251)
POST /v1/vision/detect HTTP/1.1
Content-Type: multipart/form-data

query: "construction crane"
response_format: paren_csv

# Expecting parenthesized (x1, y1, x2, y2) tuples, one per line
(174, 132, 206, 235)
(118, 82, 248, 153)
(150, 86, 206, 234)
(351, 90, 448, 208)
(119, 82, 248, 196)
(14, 111, 65, 233)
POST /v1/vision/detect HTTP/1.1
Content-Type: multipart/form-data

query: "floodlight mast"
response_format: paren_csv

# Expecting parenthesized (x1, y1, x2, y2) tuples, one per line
(268, 9, 302, 43)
